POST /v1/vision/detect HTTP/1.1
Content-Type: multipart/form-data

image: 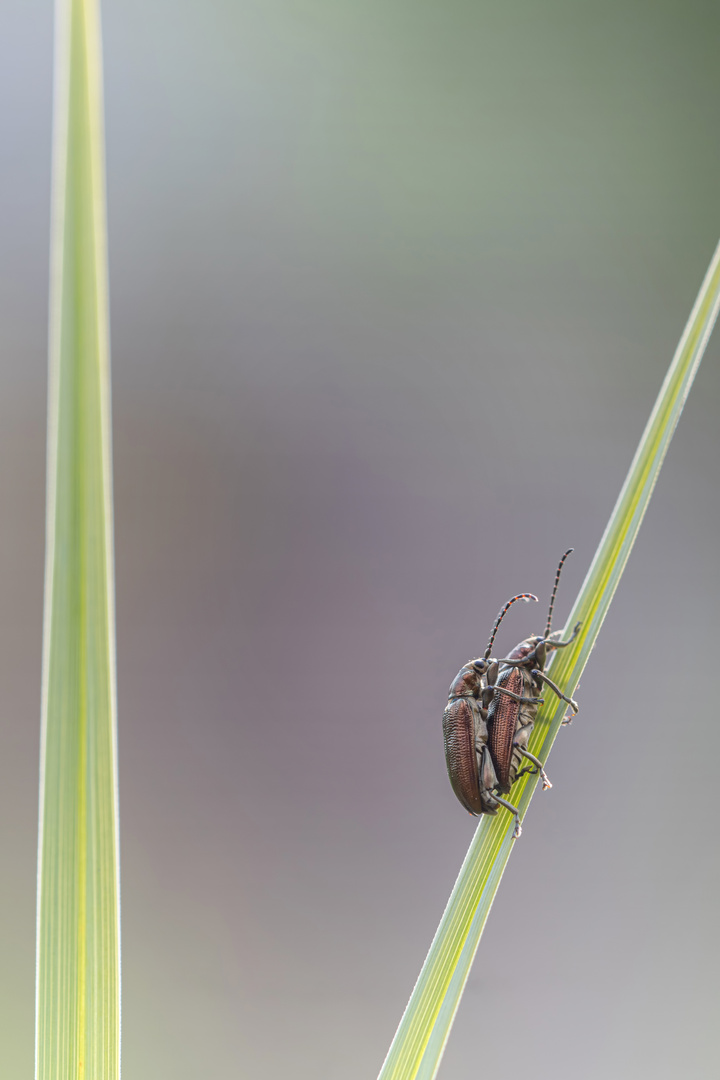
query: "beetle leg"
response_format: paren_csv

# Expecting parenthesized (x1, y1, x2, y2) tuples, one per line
(561, 681, 581, 725)
(531, 670, 578, 716)
(543, 621, 581, 649)
(516, 747, 552, 789)
(491, 794, 523, 838)
(490, 684, 544, 706)
(495, 652, 538, 668)
(478, 746, 500, 814)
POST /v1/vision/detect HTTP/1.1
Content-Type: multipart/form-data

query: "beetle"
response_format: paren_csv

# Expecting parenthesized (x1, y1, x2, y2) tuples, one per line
(442, 550, 581, 838)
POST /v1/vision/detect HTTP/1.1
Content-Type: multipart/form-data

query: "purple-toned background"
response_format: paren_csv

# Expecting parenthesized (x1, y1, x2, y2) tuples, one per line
(1, 2, 720, 1077)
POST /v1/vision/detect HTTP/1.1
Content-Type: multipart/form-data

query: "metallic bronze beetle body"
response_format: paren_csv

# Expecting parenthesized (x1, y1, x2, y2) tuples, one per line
(442, 550, 580, 837)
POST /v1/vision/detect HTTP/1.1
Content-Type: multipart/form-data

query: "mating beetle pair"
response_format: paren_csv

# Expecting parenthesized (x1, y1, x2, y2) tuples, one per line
(442, 550, 580, 838)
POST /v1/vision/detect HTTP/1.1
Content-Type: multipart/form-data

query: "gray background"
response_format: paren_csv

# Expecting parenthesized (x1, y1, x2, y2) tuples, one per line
(1, 1, 719, 1077)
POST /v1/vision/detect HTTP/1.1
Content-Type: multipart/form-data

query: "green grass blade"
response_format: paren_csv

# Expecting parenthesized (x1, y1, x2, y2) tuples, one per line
(35, 2, 120, 1078)
(378, 237, 720, 1080)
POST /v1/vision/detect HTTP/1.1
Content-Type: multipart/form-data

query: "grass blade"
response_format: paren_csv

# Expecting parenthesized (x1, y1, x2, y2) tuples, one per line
(35, 2, 119, 1078)
(378, 237, 720, 1080)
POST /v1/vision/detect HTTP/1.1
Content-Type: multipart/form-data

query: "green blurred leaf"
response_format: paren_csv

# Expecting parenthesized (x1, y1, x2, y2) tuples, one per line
(378, 239, 720, 1080)
(35, 2, 119, 1078)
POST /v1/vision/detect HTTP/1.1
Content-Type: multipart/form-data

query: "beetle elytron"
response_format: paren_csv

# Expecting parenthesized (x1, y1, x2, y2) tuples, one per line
(442, 550, 580, 837)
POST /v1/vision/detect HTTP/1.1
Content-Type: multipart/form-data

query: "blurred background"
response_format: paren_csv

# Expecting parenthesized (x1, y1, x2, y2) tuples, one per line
(1, 1, 720, 1077)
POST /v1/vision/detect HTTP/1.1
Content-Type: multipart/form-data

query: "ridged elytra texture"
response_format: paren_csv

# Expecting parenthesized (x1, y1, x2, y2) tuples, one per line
(442, 698, 482, 814)
(487, 667, 523, 791)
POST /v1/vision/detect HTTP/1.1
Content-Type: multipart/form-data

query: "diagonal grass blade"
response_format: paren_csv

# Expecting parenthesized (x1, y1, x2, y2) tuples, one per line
(35, 1, 120, 1078)
(378, 237, 720, 1080)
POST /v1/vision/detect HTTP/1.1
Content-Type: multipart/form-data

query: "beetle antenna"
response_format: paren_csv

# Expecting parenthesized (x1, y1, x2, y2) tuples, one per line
(484, 593, 538, 659)
(544, 548, 574, 639)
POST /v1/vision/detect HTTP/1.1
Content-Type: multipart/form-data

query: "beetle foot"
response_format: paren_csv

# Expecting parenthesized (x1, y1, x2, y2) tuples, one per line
(516, 747, 551, 790)
(512, 819, 522, 839)
(562, 682, 581, 725)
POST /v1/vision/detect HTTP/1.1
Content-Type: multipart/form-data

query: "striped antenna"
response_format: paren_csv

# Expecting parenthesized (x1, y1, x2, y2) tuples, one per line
(484, 593, 538, 659)
(544, 548, 574, 639)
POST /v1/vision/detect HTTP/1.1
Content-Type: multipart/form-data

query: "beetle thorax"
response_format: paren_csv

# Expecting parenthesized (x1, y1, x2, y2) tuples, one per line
(504, 635, 542, 663)
(447, 663, 483, 700)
